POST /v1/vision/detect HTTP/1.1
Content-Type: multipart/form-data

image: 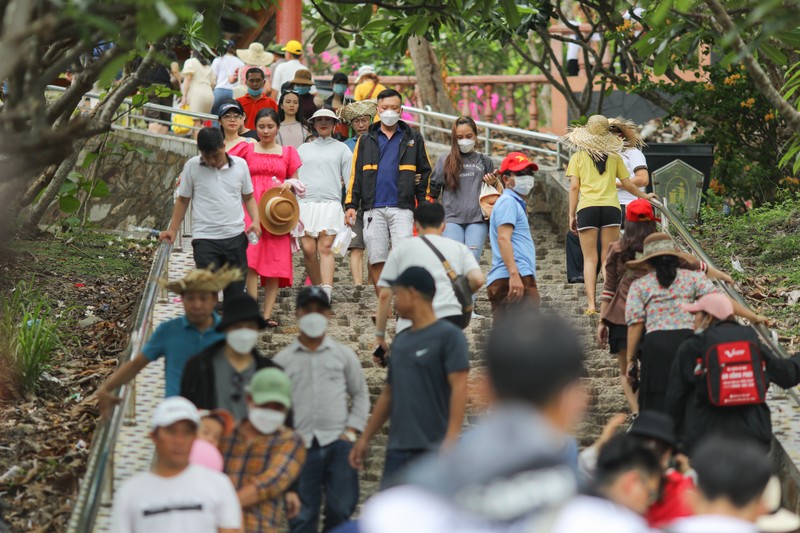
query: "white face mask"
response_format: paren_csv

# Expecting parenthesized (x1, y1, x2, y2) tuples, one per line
(513, 175, 534, 196)
(457, 139, 476, 153)
(298, 312, 328, 338)
(226, 328, 258, 354)
(379, 110, 400, 127)
(248, 407, 286, 434)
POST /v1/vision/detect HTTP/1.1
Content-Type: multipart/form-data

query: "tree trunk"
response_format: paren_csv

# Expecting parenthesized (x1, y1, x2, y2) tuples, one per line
(407, 35, 457, 115)
(20, 139, 86, 228)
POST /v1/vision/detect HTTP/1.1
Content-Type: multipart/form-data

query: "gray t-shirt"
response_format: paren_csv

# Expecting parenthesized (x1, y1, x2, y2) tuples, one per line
(432, 151, 493, 225)
(386, 320, 470, 451)
(212, 354, 256, 422)
(297, 136, 353, 203)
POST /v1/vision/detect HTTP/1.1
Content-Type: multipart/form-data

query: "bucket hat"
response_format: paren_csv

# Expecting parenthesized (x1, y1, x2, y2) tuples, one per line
(625, 233, 697, 268)
(308, 108, 339, 125)
(258, 187, 300, 235)
(290, 69, 314, 86)
(560, 115, 625, 161)
(236, 42, 273, 66)
(216, 292, 268, 331)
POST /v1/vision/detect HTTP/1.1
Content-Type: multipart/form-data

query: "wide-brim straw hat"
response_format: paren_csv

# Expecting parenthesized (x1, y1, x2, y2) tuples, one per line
(559, 114, 625, 161)
(236, 42, 273, 66)
(160, 265, 243, 295)
(338, 100, 377, 123)
(609, 116, 645, 149)
(625, 232, 697, 268)
(757, 477, 800, 532)
(258, 187, 299, 235)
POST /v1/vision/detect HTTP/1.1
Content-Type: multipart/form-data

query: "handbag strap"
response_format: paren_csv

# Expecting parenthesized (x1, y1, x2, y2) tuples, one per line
(420, 236, 458, 282)
(366, 81, 379, 100)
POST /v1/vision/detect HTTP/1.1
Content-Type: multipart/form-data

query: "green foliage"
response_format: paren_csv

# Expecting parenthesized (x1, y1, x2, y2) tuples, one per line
(0, 281, 69, 395)
(631, 62, 790, 203)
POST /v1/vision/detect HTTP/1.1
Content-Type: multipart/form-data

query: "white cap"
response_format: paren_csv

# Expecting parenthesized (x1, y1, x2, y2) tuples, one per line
(356, 65, 376, 82)
(151, 397, 200, 430)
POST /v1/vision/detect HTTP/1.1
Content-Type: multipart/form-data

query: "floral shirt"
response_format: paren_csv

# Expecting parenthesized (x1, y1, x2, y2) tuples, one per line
(626, 268, 716, 331)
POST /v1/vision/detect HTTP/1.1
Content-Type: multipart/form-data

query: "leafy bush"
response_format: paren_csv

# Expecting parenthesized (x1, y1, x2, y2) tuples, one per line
(0, 282, 68, 396)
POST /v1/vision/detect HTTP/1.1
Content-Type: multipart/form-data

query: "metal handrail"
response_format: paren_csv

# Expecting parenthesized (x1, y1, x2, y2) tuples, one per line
(68, 241, 173, 532)
(651, 199, 800, 406)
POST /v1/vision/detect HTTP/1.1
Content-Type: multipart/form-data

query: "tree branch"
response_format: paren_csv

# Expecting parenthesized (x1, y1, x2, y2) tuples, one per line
(704, 0, 800, 134)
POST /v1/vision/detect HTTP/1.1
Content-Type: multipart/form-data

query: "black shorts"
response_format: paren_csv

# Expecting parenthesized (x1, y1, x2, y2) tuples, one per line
(608, 323, 628, 354)
(577, 206, 621, 231)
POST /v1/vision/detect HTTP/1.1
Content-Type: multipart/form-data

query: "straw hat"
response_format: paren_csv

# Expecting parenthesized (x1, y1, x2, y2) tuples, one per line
(290, 69, 314, 86)
(338, 100, 378, 123)
(308, 108, 340, 124)
(559, 115, 625, 161)
(236, 42, 273, 66)
(625, 233, 697, 268)
(160, 265, 243, 295)
(609, 116, 645, 149)
(258, 187, 300, 235)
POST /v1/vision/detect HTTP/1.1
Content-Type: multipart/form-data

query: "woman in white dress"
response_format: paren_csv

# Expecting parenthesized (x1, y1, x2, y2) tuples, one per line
(296, 108, 353, 302)
(181, 51, 215, 139)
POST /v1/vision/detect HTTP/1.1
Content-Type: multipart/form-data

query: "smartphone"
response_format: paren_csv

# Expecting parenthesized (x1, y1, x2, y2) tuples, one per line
(372, 345, 387, 368)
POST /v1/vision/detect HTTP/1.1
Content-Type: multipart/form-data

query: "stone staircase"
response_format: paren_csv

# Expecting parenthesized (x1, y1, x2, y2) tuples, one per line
(255, 211, 628, 514)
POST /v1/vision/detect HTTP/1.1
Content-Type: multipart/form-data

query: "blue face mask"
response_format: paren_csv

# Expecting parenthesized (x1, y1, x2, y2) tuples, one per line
(247, 87, 263, 97)
(295, 86, 310, 96)
(333, 83, 347, 95)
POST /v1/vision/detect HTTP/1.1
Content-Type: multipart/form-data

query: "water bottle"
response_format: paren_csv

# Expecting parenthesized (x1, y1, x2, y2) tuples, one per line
(248, 231, 259, 245)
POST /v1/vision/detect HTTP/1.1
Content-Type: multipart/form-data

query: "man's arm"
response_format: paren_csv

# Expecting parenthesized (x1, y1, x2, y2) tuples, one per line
(415, 138, 434, 204)
(497, 224, 524, 301)
(159, 196, 190, 243)
(238, 433, 306, 507)
(344, 349, 370, 434)
(443, 370, 469, 447)
(349, 384, 392, 470)
(616, 168, 649, 189)
(97, 354, 150, 418)
(242, 192, 262, 238)
(344, 136, 363, 224)
(620, 177, 654, 200)
(466, 268, 485, 294)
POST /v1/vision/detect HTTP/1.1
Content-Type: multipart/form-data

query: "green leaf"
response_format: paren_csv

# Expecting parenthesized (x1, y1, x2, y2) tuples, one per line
(312, 28, 332, 54)
(333, 32, 351, 49)
(59, 182, 78, 195)
(499, 0, 521, 27)
(653, 50, 670, 76)
(776, 30, 800, 48)
(674, 0, 695, 11)
(90, 180, 110, 198)
(67, 171, 83, 183)
(81, 152, 100, 169)
(758, 42, 788, 66)
(59, 196, 81, 214)
(652, 0, 674, 25)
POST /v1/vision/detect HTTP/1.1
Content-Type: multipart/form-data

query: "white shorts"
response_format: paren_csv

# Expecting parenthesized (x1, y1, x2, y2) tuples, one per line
(363, 207, 414, 264)
(299, 201, 344, 238)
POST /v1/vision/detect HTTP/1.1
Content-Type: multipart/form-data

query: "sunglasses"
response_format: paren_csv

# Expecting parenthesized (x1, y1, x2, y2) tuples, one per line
(230, 373, 244, 403)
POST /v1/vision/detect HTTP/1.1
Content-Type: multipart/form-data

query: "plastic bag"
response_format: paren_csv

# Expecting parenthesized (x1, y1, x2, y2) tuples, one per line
(332, 226, 355, 257)
(172, 106, 193, 135)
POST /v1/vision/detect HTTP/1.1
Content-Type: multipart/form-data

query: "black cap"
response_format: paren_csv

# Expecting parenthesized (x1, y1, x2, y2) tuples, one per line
(224, 39, 236, 50)
(627, 410, 676, 448)
(217, 101, 244, 119)
(216, 293, 268, 331)
(387, 266, 436, 298)
(296, 286, 331, 310)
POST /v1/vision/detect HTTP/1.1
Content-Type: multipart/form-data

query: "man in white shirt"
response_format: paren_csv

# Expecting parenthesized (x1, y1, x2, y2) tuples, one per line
(374, 202, 484, 352)
(211, 40, 245, 115)
(275, 287, 369, 533)
(160, 127, 260, 300)
(111, 396, 242, 533)
(271, 40, 309, 99)
(668, 435, 770, 533)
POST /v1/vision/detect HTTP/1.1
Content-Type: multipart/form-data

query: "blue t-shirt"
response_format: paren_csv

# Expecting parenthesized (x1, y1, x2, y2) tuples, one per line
(374, 128, 402, 208)
(141, 314, 225, 397)
(487, 189, 536, 285)
(344, 136, 358, 152)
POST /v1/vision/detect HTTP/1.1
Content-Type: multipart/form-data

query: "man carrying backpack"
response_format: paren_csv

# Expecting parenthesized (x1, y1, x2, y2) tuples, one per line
(665, 293, 800, 455)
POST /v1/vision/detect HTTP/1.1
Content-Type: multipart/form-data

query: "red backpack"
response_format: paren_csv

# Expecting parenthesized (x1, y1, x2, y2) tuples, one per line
(699, 328, 767, 406)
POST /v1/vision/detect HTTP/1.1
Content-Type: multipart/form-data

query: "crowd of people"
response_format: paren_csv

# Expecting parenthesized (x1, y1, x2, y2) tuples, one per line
(95, 36, 800, 533)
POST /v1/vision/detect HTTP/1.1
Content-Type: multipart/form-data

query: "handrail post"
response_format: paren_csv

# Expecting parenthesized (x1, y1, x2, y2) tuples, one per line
(101, 449, 114, 505)
(484, 125, 491, 155)
(419, 111, 426, 138)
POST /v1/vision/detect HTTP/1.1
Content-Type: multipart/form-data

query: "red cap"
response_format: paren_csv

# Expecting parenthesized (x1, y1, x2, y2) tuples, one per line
(625, 198, 660, 222)
(499, 152, 538, 174)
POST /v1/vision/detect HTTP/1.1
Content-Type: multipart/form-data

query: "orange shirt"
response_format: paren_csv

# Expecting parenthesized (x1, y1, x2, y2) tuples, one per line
(237, 94, 278, 129)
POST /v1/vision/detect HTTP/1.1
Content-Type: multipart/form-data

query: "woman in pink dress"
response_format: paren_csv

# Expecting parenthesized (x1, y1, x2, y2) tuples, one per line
(230, 108, 301, 326)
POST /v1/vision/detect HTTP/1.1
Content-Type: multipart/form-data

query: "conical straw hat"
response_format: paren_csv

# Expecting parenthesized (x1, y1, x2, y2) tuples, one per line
(609, 116, 645, 149)
(559, 115, 625, 161)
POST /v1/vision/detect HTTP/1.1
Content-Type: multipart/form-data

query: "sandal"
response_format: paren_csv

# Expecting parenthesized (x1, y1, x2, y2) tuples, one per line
(265, 318, 279, 328)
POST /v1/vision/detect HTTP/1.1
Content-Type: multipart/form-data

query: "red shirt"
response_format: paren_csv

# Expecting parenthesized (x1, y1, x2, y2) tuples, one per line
(237, 94, 278, 129)
(646, 470, 695, 528)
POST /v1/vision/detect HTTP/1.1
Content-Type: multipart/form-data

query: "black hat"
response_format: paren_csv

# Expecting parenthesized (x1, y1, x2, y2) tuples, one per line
(296, 286, 331, 310)
(387, 266, 436, 298)
(627, 410, 676, 448)
(216, 293, 268, 331)
(217, 101, 244, 119)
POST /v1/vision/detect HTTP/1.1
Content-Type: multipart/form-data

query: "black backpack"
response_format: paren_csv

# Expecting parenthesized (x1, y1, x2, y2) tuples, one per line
(698, 325, 767, 407)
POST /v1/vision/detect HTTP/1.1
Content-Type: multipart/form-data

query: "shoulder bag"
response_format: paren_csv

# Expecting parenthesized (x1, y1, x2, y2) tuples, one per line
(420, 236, 473, 329)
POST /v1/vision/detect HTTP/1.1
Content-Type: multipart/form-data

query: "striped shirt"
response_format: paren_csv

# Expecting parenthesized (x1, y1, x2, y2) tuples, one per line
(221, 422, 306, 532)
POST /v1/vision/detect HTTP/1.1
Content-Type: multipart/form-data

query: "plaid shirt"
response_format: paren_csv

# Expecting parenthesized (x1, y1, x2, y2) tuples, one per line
(221, 422, 306, 532)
